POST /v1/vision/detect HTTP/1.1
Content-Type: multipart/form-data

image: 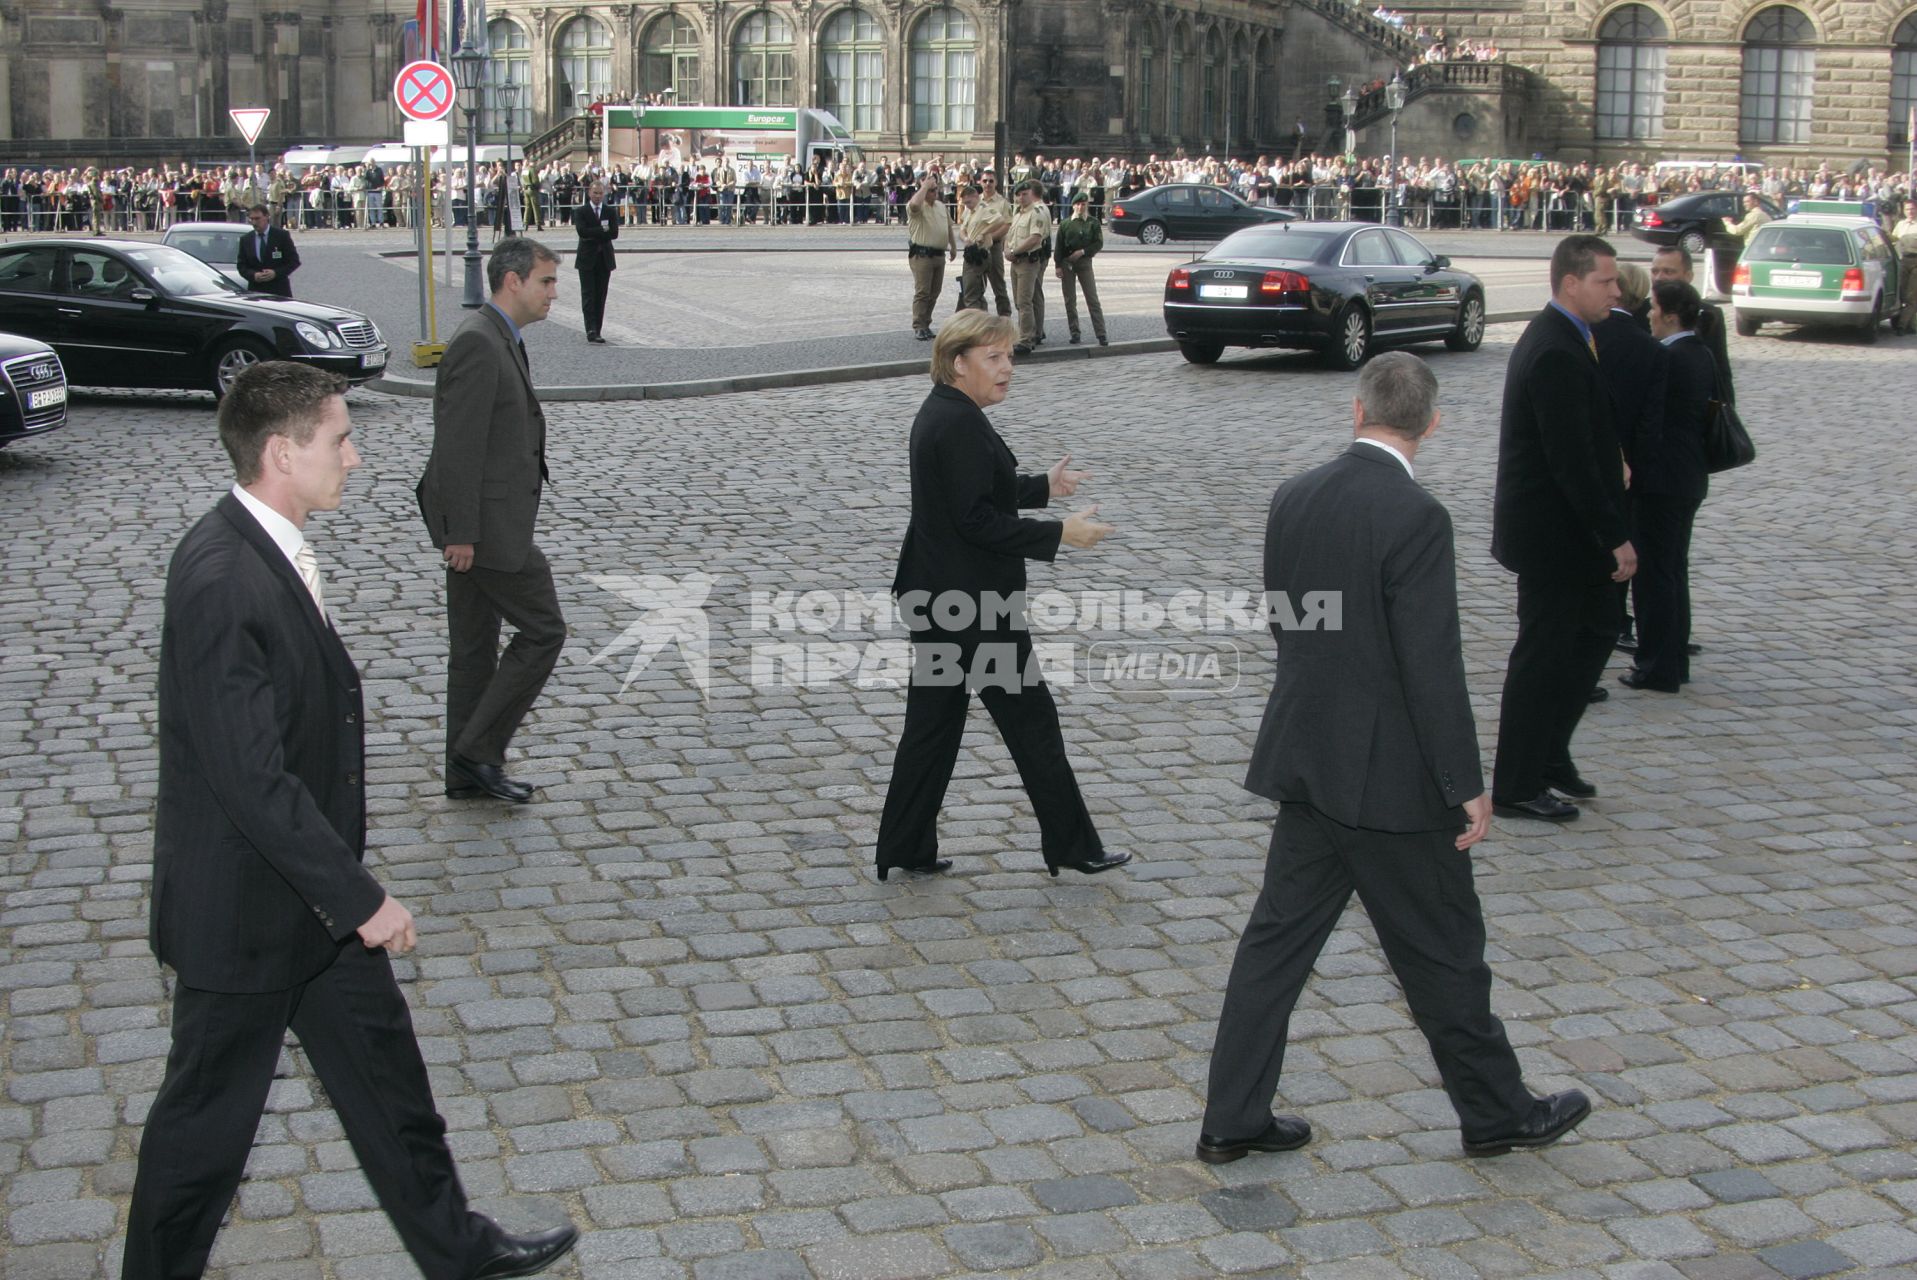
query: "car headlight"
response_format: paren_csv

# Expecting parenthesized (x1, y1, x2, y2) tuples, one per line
(294, 322, 337, 350)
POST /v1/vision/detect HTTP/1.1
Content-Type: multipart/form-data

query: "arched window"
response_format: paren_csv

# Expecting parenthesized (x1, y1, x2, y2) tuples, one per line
(733, 10, 795, 107)
(910, 6, 976, 134)
(641, 13, 702, 105)
(1256, 35, 1277, 138)
(1202, 30, 1223, 137)
(1740, 6, 1815, 145)
(555, 15, 613, 113)
(819, 7, 884, 133)
(1169, 24, 1190, 137)
(483, 18, 531, 138)
(1595, 5, 1667, 141)
(1894, 15, 1917, 147)
(1137, 23, 1156, 136)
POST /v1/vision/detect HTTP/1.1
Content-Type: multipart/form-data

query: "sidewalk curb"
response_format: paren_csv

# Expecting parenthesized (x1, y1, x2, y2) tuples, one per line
(367, 313, 1535, 403)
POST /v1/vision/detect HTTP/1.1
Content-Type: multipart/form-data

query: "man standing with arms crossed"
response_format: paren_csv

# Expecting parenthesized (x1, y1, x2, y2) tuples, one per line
(906, 172, 957, 340)
(418, 238, 568, 804)
(123, 361, 577, 1280)
(573, 177, 619, 344)
(1054, 191, 1109, 346)
(975, 172, 1016, 316)
(1490, 235, 1635, 822)
(1008, 180, 1052, 356)
(1198, 353, 1589, 1165)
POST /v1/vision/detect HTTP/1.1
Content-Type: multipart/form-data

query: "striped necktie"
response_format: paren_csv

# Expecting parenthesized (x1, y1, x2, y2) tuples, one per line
(293, 543, 329, 625)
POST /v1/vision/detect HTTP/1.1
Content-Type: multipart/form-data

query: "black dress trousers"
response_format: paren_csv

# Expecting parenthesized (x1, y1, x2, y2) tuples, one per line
(875, 627, 1101, 873)
(1491, 573, 1621, 801)
(1630, 493, 1700, 686)
(578, 264, 612, 336)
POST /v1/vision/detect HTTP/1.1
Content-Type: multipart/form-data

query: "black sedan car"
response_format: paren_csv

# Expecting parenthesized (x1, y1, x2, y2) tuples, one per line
(0, 239, 388, 397)
(1632, 190, 1785, 256)
(0, 331, 67, 447)
(1163, 222, 1487, 369)
(1108, 183, 1297, 245)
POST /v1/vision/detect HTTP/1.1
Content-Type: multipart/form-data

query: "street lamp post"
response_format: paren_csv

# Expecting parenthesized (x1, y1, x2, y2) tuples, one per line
(1339, 89, 1357, 219)
(452, 37, 487, 308)
(1384, 75, 1405, 225)
(500, 78, 521, 232)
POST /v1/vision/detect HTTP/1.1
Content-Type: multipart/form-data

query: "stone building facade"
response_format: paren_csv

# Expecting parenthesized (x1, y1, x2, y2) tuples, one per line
(2, 0, 1911, 166)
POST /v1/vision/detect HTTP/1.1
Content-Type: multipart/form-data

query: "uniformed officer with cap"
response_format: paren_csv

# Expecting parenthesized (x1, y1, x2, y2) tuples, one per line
(1055, 191, 1109, 346)
(906, 172, 958, 340)
(1007, 180, 1052, 356)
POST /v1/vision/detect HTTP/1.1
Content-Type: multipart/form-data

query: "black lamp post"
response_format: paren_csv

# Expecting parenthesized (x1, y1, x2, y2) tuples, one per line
(452, 36, 487, 308)
(1385, 75, 1405, 225)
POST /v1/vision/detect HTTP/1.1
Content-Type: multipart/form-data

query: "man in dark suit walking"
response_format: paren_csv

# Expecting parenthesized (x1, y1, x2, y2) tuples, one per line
(572, 177, 618, 344)
(1197, 353, 1590, 1165)
(1490, 235, 1636, 823)
(418, 238, 566, 803)
(123, 362, 577, 1280)
(237, 202, 300, 297)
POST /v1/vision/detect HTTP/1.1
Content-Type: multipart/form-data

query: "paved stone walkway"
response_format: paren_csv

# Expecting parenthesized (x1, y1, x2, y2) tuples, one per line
(2, 322, 1914, 1280)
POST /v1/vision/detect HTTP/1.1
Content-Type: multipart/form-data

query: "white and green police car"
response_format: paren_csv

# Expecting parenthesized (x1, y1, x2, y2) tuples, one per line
(1731, 204, 1902, 342)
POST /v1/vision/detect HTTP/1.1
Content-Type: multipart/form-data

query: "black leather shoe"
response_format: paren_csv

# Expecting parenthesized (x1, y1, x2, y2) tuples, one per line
(1587, 686, 1609, 704)
(1195, 1115, 1311, 1164)
(1462, 1089, 1591, 1158)
(1013, 342, 1034, 356)
(448, 754, 534, 803)
(1069, 333, 1081, 344)
(1541, 766, 1596, 799)
(914, 328, 935, 341)
(1685, 642, 1703, 656)
(1613, 636, 1638, 655)
(1048, 849, 1132, 877)
(471, 1223, 579, 1278)
(586, 333, 606, 344)
(1493, 793, 1579, 822)
(1097, 336, 1109, 346)
(1619, 668, 1680, 693)
(877, 858, 953, 882)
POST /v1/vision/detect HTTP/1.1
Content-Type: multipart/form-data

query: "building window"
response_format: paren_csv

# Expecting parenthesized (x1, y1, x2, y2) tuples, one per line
(1595, 5, 1667, 141)
(1257, 35, 1278, 138)
(640, 13, 702, 105)
(1169, 25, 1190, 136)
(1202, 30, 1222, 137)
(1894, 15, 1917, 147)
(819, 7, 884, 133)
(1229, 34, 1250, 146)
(555, 15, 613, 113)
(910, 6, 976, 134)
(1740, 6, 1815, 145)
(1137, 26, 1155, 135)
(483, 18, 531, 138)
(733, 10, 795, 107)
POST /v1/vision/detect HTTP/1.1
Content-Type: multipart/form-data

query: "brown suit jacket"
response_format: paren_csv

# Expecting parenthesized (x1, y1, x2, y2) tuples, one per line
(417, 304, 548, 573)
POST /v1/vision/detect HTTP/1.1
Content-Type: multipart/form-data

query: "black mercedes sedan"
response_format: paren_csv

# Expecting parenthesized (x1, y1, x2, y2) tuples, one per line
(0, 239, 389, 397)
(1162, 222, 1487, 369)
(0, 331, 66, 447)
(1108, 183, 1298, 245)
(1632, 190, 1784, 257)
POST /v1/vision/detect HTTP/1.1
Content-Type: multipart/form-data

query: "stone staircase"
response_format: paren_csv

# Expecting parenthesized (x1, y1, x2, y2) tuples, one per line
(1348, 60, 1526, 130)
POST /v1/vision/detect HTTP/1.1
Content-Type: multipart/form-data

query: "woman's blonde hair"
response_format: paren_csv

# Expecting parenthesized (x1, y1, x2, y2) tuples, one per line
(1614, 261, 1651, 312)
(931, 311, 1018, 384)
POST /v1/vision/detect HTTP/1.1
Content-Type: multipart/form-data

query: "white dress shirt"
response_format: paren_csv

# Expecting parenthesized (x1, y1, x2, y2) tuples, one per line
(231, 483, 304, 573)
(1354, 436, 1415, 478)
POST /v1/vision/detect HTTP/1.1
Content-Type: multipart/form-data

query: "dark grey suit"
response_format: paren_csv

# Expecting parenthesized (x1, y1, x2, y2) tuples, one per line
(1204, 444, 1534, 1142)
(417, 304, 565, 768)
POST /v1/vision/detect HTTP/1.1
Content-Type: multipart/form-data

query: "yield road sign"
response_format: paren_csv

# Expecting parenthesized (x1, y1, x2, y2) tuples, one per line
(229, 107, 271, 144)
(394, 60, 456, 122)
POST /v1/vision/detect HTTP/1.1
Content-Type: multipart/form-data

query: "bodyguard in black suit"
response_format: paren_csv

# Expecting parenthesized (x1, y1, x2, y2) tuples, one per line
(1623, 279, 1715, 693)
(874, 310, 1129, 881)
(1594, 270, 1668, 673)
(1490, 236, 1636, 823)
(123, 363, 576, 1280)
(1198, 354, 1589, 1164)
(572, 177, 618, 343)
(237, 202, 300, 297)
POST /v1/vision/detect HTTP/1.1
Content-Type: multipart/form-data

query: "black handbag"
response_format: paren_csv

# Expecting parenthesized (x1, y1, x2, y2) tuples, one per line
(1703, 398, 1755, 473)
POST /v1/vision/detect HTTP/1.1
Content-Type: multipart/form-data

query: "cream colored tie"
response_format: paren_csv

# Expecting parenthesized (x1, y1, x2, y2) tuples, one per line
(294, 542, 329, 625)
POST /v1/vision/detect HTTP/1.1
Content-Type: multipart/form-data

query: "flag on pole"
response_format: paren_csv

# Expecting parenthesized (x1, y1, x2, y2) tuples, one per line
(470, 0, 490, 55)
(414, 0, 440, 58)
(449, 0, 464, 56)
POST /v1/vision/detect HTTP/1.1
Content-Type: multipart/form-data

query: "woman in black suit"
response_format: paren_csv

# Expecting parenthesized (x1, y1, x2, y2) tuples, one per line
(875, 310, 1130, 882)
(1622, 279, 1713, 693)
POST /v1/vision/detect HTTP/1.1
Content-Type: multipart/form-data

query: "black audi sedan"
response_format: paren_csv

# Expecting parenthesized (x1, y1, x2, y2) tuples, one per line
(1632, 190, 1784, 257)
(1163, 222, 1487, 369)
(0, 239, 388, 397)
(1108, 183, 1298, 244)
(0, 331, 67, 447)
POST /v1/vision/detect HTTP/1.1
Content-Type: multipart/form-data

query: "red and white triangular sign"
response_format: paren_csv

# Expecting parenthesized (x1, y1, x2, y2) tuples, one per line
(229, 107, 271, 145)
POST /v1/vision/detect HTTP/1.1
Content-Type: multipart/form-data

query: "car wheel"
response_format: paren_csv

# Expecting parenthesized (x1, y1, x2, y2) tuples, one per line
(1734, 309, 1761, 337)
(1678, 229, 1708, 256)
(1859, 294, 1881, 344)
(1138, 220, 1168, 246)
(211, 337, 271, 398)
(1178, 341, 1223, 365)
(1445, 292, 1485, 352)
(1325, 304, 1372, 370)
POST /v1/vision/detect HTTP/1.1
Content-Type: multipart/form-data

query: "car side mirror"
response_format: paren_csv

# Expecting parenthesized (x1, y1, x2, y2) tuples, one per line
(129, 287, 157, 303)
(1428, 255, 1450, 272)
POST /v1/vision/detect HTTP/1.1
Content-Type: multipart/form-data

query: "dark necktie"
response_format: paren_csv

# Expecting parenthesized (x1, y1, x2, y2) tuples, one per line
(257, 233, 267, 262)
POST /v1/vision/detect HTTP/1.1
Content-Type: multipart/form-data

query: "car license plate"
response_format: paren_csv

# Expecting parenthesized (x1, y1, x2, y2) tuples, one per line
(1770, 271, 1823, 289)
(1199, 284, 1249, 300)
(28, 386, 66, 410)
(360, 350, 387, 369)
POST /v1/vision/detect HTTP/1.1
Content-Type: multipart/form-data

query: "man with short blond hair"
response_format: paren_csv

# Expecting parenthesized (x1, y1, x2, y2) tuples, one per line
(1007, 180, 1052, 355)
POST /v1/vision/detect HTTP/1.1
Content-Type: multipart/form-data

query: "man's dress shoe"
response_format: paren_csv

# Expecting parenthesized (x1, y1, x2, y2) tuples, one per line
(1586, 686, 1609, 704)
(1685, 642, 1703, 656)
(876, 858, 953, 883)
(471, 1223, 579, 1278)
(1619, 668, 1680, 693)
(1195, 1115, 1312, 1164)
(1492, 793, 1579, 823)
(1613, 636, 1638, 656)
(1541, 767, 1597, 799)
(447, 755, 534, 803)
(1462, 1089, 1592, 1157)
(1048, 849, 1133, 877)
(586, 333, 606, 344)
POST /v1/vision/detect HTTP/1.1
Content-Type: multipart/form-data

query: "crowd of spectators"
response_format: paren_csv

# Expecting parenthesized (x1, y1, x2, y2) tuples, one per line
(3, 152, 1911, 238)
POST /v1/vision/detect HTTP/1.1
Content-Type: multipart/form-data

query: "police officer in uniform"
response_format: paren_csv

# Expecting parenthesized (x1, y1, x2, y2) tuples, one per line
(1007, 180, 1052, 356)
(975, 173, 1015, 317)
(1891, 198, 1917, 336)
(1054, 192, 1109, 346)
(906, 173, 957, 340)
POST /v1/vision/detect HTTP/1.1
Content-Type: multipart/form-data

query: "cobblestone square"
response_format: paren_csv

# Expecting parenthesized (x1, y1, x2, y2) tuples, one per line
(2, 322, 1914, 1279)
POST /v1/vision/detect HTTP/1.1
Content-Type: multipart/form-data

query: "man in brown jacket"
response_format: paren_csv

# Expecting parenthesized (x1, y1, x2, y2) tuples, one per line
(417, 237, 566, 803)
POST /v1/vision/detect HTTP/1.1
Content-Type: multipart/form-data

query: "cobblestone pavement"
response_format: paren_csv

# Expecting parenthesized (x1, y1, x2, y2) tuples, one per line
(3, 322, 1915, 1280)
